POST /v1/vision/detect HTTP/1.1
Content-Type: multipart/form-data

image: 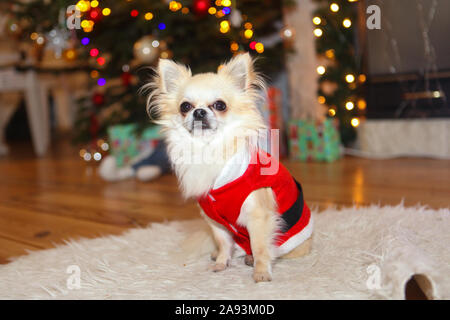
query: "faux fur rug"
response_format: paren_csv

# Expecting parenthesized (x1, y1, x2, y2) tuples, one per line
(0, 204, 448, 300)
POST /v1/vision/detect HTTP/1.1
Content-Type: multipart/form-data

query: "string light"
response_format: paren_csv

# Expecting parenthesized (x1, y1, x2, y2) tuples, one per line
(181, 7, 189, 14)
(357, 99, 367, 110)
(343, 18, 352, 28)
(208, 7, 217, 14)
(351, 118, 360, 127)
(96, 140, 104, 149)
(282, 28, 293, 38)
(345, 74, 355, 83)
(230, 42, 239, 52)
(90, 0, 99, 8)
(89, 48, 99, 57)
(36, 36, 45, 45)
(317, 66, 326, 75)
(102, 8, 111, 16)
(222, 0, 232, 6)
(160, 51, 170, 59)
(318, 96, 326, 104)
(345, 101, 354, 110)
(313, 28, 323, 37)
(328, 108, 336, 116)
(312, 17, 321, 25)
(81, 20, 90, 28)
(76, 1, 90, 12)
(97, 78, 106, 86)
(358, 74, 366, 83)
(222, 7, 231, 15)
(144, 12, 154, 20)
(90, 10, 99, 19)
(244, 22, 253, 29)
(325, 49, 335, 59)
(93, 152, 102, 161)
(330, 3, 340, 12)
(64, 49, 76, 60)
(220, 20, 230, 29)
(90, 70, 99, 78)
(81, 37, 90, 45)
(130, 9, 139, 17)
(158, 23, 166, 30)
(100, 142, 109, 151)
(169, 1, 182, 12)
(97, 57, 105, 66)
(249, 41, 257, 50)
(244, 29, 253, 39)
(255, 42, 264, 53)
(30, 32, 38, 40)
(83, 152, 92, 161)
(220, 20, 230, 33)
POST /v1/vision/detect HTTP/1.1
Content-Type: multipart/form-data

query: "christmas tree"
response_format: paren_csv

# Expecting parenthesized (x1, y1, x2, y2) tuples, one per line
(10, 0, 287, 146)
(313, 0, 365, 145)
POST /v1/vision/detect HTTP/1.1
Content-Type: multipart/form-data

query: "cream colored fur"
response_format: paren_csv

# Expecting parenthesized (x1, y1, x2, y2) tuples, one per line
(145, 53, 310, 282)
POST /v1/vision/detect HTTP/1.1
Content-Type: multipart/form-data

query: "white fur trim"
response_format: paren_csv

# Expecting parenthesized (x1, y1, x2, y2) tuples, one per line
(213, 150, 250, 189)
(275, 214, 314, 257)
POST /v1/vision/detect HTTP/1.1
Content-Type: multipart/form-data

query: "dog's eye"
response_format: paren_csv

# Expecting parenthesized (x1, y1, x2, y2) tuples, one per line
(212, 100, 226, 111)
(180, 102, 193, 113)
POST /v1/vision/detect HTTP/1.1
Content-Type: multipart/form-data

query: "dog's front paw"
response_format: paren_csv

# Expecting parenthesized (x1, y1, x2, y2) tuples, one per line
(253, 271, 272, 282)
(244, 255, 254, 267)
(209, 263, 227, 272)
(210, 250, 218, 261)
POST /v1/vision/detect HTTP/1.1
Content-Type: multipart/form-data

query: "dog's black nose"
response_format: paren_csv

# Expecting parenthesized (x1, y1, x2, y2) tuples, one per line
(193, 108, 207, 120)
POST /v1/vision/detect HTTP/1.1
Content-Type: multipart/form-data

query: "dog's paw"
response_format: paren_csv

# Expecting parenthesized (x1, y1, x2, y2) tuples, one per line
(209, 263, 227, 272)
(210, 251, 218, 261)
(253, 271, 272, 283)
(244, 255, 254, 267)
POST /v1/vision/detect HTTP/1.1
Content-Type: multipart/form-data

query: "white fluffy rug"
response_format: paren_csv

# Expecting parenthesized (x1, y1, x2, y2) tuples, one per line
(0, 204, 449, 300)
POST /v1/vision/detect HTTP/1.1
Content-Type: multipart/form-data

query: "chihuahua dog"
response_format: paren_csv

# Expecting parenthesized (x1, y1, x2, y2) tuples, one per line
(145, 53, 313, 282)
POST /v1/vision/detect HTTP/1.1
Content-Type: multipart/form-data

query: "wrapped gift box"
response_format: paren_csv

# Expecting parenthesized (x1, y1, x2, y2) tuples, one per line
(289, 119, 341, 162)
(107, 124, 161, 167)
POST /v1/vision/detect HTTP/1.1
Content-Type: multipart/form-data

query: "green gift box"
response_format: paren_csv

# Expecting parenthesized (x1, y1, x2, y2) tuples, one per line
(107, 123, 162, 167)
(288, 119, 341, 162)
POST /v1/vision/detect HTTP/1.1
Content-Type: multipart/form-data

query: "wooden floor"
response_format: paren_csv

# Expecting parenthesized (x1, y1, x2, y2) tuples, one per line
(0, 140, 449, 265)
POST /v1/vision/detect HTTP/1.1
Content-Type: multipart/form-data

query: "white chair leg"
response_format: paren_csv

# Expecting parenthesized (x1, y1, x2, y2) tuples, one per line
(53, 87, 74, 131)
(0, 105, 18, 156)
(24, 70, 50, 157)
(0, 92, 21, 156)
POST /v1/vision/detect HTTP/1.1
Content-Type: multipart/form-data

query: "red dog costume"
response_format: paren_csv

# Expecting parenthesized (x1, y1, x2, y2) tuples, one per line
(198, 150, 312, 256)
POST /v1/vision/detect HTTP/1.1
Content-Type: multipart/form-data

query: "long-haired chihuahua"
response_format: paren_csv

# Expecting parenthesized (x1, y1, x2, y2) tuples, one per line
(144, 53, 313, 282)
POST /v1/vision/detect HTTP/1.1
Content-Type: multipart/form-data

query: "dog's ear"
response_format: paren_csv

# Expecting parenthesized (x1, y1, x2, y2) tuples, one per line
(219, 52, 255, 90)
(158, 59, 191, 93)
